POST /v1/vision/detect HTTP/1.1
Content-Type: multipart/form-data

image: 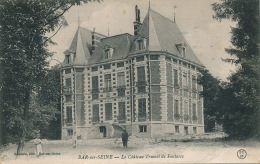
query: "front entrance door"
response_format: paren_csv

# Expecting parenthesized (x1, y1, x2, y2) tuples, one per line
(184, 126, 188, 135)
(99, 126, 107, 138)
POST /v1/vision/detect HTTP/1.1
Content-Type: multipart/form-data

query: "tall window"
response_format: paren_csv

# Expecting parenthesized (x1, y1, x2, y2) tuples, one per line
(66, 106, 72, 124)
(92, 104, 99, 122)
(192, 75, 196, 90)
(174, 100, 179, 115)
(117, 72, 125, 97)
(104, 74, 112, 92)
(173, 69, 178, 86)
(192, 103, 197, 119)
(197, 73, 202, 91)
(118, 102, 126, 121)
(92, 76, 99, 99)
(105, 103, 112, 120)
(117, 72, 125, 86)
(182, 72, 188, 87)
(137, 66, 145, 93)
(138, 98, 146, 121)
(184, 101, 188, 115)
(65, 78, 71, 87)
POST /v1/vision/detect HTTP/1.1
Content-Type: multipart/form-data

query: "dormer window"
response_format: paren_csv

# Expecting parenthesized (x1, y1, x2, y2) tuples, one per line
(135, 38, 147, 51)
(66, 54, 70, 64)
(104, 49, 110, 59)
(64, 49, 75, 64)
(176, 42, 186, 57)
(104, 45, 114, 59)
(137, 40, 143, 50)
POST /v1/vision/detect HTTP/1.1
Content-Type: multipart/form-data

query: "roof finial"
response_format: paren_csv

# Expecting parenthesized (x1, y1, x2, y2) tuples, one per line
(149, 0, 151, 10)
(173, 5, 177, 23)
(108, 22, 110, 36)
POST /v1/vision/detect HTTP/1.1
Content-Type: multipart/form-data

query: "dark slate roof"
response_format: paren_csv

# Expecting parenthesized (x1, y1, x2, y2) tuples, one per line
(89, 33, 134, 64)
(69, 27, 92, 65)
(69, 27, 92, 54)
(64, 27, 106, 66)
(131, 9, 203, 66)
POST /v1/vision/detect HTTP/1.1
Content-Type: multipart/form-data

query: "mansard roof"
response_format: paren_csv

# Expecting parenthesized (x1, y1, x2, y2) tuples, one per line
(131, 9, 203, 66)
(64, 8, 203, 67)
(89, 33, 134, 64)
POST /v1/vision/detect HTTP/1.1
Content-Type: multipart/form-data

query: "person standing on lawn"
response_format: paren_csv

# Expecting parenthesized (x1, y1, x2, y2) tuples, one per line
(121, 129, 129, 148)
(33, 134, 43, 157)
(72, 132, 77, 149)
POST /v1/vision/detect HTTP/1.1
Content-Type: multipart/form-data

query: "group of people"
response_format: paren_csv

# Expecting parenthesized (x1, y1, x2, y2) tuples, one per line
(32, 129, 129, 158)
(72, 130, 129, 148)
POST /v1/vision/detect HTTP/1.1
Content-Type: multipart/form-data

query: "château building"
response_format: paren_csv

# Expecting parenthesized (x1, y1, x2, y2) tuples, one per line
(61, 5, 204, 139)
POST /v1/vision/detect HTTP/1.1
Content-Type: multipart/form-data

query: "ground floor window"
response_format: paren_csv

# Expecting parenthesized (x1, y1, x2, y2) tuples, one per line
(67, 129, 73, 136)
(139, 125, 147, 133)
(193, 127, 197, 134)
(175, 126, 179, 133)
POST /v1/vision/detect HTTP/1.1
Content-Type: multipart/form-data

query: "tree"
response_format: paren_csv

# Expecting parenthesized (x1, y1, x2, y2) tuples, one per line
(212, 0, 259, 139)
(36, 65, 61, 139)
(0, 0, 96, 152)
(197, 69, 221, 132)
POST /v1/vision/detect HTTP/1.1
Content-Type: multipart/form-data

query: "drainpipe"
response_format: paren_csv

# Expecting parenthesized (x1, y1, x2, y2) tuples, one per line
(130, 59, 134, 136)
(148, 53, 152, 138)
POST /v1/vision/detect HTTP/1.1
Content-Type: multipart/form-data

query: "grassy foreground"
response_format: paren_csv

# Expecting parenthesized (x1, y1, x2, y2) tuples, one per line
(0, 133, 259, 164)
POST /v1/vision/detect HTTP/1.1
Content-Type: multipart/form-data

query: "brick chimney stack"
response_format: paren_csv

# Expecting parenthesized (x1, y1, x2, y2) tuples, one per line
(133, 5, 142, 36)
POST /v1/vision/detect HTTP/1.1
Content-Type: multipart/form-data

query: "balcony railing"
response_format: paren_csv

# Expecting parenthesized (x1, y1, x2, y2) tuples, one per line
(174, 84, 180, 89)
(174, 113, 180, 120)
(92, 117, 100, 123)
(64, 119, 73, 126)
(183, 114, 189, 121)
(91, 88, 99, 93)
(192, 115, 198, 121)
(103, 87, 112, 92)
(63, 87, 72, 95)
(117, 85, 126, 90)
(183, 86, 189, 91)
(136, 81, 147, 86)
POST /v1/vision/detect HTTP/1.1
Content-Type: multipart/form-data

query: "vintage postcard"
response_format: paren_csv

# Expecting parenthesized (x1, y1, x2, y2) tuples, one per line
(0, 0, 259, 164)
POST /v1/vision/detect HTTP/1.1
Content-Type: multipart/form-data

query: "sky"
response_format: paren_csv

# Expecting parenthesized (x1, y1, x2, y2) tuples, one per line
(47, 0, 237, 81)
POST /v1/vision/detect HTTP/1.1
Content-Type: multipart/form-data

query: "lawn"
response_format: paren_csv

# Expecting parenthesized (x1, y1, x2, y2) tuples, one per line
(0, 133, 259, 164)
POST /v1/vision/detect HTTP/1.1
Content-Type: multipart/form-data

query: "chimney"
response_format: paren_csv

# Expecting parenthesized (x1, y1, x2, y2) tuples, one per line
(134, 5, 142, 36)
(91, 28, 106, 54)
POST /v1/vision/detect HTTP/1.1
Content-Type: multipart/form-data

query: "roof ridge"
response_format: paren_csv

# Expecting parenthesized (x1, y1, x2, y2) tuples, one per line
(101, 33, 133, 40)
(79, 26, 106, 37)
(150, 9, 175, 24)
